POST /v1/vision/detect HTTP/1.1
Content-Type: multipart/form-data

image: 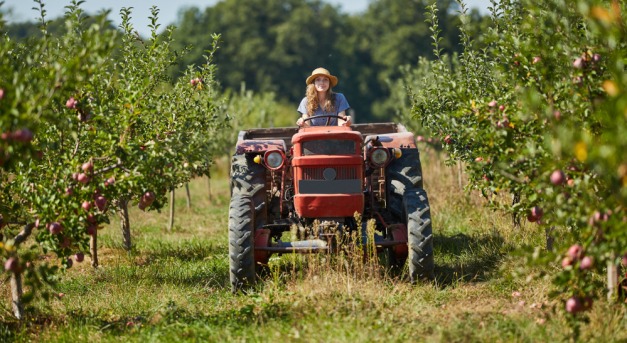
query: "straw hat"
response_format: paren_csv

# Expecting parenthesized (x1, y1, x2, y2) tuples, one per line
(306, 67, 338, 87)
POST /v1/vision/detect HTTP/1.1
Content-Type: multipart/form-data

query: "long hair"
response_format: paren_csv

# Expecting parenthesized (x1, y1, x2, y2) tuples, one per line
(305, 83, 336, 115)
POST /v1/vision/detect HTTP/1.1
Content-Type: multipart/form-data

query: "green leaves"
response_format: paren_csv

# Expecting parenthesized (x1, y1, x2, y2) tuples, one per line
(0, 2, 225, 313)
(405, 0, 627, 321)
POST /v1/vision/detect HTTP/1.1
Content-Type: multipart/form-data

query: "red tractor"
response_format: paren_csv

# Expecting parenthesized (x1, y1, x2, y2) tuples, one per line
(228, 117, 433, 291)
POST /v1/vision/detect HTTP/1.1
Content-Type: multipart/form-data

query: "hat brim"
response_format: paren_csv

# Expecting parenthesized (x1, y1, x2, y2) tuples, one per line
(306, 73, 338, 87)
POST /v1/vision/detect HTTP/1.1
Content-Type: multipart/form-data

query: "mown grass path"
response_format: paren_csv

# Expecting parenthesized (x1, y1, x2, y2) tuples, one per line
(1, 150, 625, 342)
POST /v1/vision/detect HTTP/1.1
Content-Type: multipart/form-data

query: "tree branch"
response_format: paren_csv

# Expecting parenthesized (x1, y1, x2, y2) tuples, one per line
(14, 223, 35, 246)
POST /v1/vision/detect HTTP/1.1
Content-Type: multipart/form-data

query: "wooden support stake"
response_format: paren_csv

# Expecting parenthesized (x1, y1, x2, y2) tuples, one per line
(168, 189, 175, 231)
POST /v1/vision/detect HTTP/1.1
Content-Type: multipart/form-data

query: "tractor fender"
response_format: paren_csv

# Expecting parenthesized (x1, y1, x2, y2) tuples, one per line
(364, 132, 416, 149)
(235, 139, 287, 155)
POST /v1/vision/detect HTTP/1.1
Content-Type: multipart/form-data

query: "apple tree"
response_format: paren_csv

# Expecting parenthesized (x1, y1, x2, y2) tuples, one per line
(0, 1, 225, 319)
(406, 0, 626, 325)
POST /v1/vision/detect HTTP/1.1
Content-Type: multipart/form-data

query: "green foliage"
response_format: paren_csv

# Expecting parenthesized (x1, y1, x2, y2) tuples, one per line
(212, 86, 295, 157)
(166, 0, 476, 122)
(0, 1, 225, 315)
(406, 0, 626, 327)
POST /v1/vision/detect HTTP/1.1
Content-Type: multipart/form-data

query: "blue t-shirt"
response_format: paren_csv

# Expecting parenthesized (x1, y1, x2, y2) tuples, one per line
(297, 93, 350, 126)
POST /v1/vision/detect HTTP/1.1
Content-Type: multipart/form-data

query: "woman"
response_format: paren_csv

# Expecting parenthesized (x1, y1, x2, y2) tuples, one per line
(296, 67, 352, 127)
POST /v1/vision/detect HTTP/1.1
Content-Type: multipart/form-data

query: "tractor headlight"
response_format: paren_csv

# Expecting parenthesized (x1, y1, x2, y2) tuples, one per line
(370, 148, 390, 167)
(264, 150, 285, 170)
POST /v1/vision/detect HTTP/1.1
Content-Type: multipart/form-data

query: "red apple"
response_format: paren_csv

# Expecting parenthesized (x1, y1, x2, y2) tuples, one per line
(416, 135, 424, 142)
(561, 256, 573, 268)
(86, 213, 97, 224)
(527, 206, 543, 222)
(567, 244, 583, 260)
(82, 201, 92, 211)
(443, 135, 452, 144)
(94, 195, 107, 211)
(0, 89, 4, 100)
(499, 105, 505, 112)
(579, 256, 593, 270)
(500, 117, 510, 128)
(77, 173, 90, 184)
(142, 191, 156, 204)
(592, 53, 601, 63)
(86, 224, 97, 236)
(553, 110, 561, 120)
(488, 100, 497, 107)
(65, 187, 74, 196)
(12, 129, 33, 143)
(550, 170, 566, 185)
(572, 57, 584, 69)
(81, 161, 93, 172)
(4, 257, 19, 272)
(66, 97, 77, 109)
(532, 56, 541, 64)
(104, 177, 115, 187)
(565, 297, 583, 313)
(138, 191, 156, 211)
(48, 222, 62, 235)
(75, 252, 84, 263)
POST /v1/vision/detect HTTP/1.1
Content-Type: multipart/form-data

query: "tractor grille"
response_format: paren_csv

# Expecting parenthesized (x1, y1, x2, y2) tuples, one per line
(302, 166, 358, 180)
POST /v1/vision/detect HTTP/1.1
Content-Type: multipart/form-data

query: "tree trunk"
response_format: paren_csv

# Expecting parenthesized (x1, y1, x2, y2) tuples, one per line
(168, 189, 175, 231)
(512, 193, 521, 228)
(10, 272, 24, 320)
(545, 227, 555, 252)
(9, 223, 34, 319)
(185, 183, 191, 209)
(90, 229, 99, 268)
(119, 198, 131, 251)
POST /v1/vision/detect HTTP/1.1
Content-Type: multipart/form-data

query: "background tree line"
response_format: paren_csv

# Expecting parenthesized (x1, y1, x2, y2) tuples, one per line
(4, 0, 487, 123)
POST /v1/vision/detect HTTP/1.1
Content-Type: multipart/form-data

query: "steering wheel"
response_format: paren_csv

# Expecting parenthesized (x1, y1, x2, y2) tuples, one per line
(302, 114, 343, 126)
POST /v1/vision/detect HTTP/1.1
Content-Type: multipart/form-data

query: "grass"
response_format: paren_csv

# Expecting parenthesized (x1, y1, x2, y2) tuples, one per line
(1, 148, 625, 342)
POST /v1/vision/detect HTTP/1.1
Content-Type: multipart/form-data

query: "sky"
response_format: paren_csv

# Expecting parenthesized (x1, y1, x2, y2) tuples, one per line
(2, 0, 491, 37)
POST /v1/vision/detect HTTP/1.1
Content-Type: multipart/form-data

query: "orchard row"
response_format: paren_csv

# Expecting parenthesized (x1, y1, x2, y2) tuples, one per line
(404, 0, 626, 320)
(0, 4, 227, 319)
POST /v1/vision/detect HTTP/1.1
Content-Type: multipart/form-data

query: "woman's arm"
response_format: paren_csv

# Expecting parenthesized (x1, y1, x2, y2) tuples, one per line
(337, 111, 352, 126)
(296, 113, 310, 127)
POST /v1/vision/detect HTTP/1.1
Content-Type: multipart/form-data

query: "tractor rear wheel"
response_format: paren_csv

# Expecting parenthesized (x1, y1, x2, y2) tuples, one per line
(229, 154, 267, 292)
(386, 148, 433, 283)
(228, 195, 255, 292)
(404, 189, 434, 283)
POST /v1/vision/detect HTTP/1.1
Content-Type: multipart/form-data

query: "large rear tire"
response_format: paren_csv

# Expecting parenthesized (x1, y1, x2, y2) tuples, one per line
(229, 154, 267, 292)
(404, 189, 434, 283)
(228, 195, 255, 291)
(386, 148, 433, 283)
